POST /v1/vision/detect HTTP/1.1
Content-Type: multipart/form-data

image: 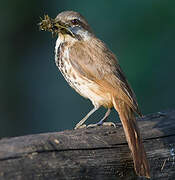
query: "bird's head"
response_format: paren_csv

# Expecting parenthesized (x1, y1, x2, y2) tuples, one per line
(39, 11, 94, 41)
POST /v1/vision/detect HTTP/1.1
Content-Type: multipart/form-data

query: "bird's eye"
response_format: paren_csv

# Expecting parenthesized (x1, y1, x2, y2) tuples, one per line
(71, 19, 79, 25)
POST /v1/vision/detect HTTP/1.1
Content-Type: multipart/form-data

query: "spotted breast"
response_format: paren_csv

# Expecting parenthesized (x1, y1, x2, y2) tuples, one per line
(54, 37, 111, 107)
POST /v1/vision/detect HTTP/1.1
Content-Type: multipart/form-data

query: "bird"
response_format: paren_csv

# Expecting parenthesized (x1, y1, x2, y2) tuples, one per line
(39, 11, 150, 178)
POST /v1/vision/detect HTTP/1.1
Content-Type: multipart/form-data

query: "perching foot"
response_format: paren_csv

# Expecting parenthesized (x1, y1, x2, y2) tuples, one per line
(74, 124, 87, 130)
(87, 121, 116, 128)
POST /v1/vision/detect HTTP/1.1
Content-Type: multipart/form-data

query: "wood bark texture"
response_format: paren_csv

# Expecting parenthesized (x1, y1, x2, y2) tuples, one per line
(0, 110, 175, 180)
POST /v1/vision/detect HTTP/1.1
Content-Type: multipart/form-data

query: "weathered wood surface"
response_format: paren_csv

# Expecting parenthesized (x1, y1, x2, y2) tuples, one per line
(0, 110, 175, 180)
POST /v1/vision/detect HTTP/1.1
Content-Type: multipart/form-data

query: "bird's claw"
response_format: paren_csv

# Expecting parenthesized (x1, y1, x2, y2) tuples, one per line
(87, 122, 116, 128)
(74, 124, 87, 130)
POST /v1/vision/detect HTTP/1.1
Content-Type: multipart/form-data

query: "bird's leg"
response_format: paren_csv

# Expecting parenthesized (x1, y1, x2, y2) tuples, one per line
(96, 108, 111, 125)
(87, 108, 116, 128)
(74, 105, 100, 129)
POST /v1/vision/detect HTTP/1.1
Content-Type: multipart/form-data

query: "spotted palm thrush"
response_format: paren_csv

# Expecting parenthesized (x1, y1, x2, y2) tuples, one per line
(39, 11, 150, 178)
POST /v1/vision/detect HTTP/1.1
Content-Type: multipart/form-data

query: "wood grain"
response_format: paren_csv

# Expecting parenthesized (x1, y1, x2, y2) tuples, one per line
(0, 110, 175, 180)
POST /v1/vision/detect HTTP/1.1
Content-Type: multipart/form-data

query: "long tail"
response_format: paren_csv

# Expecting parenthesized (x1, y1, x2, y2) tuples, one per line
(113, 98, 150, 178)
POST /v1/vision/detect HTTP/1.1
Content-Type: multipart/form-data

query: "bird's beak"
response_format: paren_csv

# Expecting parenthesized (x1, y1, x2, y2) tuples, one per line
(39, 15, 74, 37)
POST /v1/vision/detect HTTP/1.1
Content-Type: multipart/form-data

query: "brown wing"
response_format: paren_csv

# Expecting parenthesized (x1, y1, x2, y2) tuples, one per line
(69, 38, 141, 115)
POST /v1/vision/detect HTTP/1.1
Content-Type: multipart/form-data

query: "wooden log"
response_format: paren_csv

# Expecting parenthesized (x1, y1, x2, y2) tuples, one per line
(0, 110, 175, 180)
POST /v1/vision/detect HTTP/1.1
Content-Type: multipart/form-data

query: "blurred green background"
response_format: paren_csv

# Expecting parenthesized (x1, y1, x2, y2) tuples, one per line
(0, 0, 175, 138)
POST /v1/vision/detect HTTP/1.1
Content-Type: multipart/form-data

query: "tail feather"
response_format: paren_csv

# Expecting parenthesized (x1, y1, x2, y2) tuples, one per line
(113, 97, 150, 178)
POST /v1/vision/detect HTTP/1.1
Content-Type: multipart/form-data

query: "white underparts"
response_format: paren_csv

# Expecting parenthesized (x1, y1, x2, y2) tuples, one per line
(55, 36, 111, 107)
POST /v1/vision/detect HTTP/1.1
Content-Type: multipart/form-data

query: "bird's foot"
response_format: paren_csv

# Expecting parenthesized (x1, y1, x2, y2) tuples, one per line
(74, 124, 87, 130)
(87, 121, 116, 128)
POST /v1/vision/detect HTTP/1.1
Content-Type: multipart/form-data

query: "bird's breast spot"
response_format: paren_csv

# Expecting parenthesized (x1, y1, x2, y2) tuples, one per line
(56, 55, 109, 105)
